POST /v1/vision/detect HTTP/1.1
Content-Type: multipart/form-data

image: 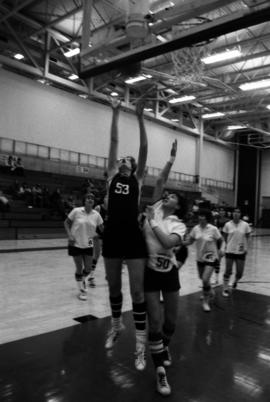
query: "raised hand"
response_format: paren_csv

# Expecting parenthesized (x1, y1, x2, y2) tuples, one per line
(110, 97, 121, 110)
(170, 139, 177, 158)
(135, 99, 146, 118)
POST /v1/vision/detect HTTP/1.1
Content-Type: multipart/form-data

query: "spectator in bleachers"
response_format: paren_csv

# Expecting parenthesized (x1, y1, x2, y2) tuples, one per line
(51, 187, 65, 218)
(0, 190, 10, 212)
(64, 196, 76, 214)
(14, 157, 24, 176)
(32, 184, 43, 207)
(5, 155, 16, 174)
(42, 186, 50, 208)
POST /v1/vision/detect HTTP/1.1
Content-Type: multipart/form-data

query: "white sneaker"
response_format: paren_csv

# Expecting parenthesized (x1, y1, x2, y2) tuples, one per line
(135, 344, 146, 371)
(202, 300, 211, 312)
(78, 291, 87, 301)
(156, 366, 171, 396)
(163, 346, 172, 367)
(105, 323, 125, 349)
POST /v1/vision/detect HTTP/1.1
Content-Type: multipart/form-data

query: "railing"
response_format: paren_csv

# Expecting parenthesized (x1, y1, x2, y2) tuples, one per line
(201, 177, 234, 190)
(0, 136, 233, 190)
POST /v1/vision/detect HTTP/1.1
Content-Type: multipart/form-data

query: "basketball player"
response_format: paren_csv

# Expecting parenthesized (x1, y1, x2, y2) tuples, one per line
(143, 140, 187, 396)
(185, 209, 224, 312)
(222, 207, 251, 296)
(64, 193, 103, 300)
(102, 98, 148, 371)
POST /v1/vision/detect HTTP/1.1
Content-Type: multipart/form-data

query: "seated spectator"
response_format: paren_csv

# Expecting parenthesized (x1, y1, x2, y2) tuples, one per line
(64, 196, 76, 214)
(50, 187, 65, 218)
(5, 155, 16, 174)
(0, 190, 10, 212)
(15, 157, 24, 176)
(32, 184, 43, 207)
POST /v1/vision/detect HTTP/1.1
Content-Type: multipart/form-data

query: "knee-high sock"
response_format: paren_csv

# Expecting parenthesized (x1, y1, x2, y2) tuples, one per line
(110, 294, 123, 331)
(133, 302, 146, 345)
(149, 332, 165, 368)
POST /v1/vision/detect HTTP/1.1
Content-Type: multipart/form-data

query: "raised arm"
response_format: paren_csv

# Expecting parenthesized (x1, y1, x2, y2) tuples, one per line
(135, 100, 148, 182)
(152, 139, 177, 202)
(107, 98, 121, 178)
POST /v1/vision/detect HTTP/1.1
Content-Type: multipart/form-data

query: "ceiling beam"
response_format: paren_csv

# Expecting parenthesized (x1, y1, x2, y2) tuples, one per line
(0, 0, 38, 24)
(79, 6, 270, 78)
(0, 4, 72, 43)
(4, 20, 42, 71)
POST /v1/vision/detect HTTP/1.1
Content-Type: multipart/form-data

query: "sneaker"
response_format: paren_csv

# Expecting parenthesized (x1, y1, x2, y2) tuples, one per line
(222, 289, 230, 297)
(163, 347, 172, 367)
(78, 291, 87, 301)
(156, 367, 171, 396)
(88, 277, 96, 288)
(135, 345, 146, 371)
(202, 300, 211, 312)
(105, 324, 124, 349)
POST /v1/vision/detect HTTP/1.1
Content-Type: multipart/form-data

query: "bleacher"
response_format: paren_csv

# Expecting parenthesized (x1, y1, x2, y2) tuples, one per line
(0, 167, 106, 240)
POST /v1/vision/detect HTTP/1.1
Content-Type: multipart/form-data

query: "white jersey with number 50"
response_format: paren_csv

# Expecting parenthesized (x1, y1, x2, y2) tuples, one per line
(144, 201, 186, 272)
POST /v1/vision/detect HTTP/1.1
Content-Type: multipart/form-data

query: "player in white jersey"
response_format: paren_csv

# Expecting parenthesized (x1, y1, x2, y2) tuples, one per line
(186, 209, 224, 312)
(64, 193, 103, 300)
(143, 140, 187, 396)
(222, 207, 251, 297)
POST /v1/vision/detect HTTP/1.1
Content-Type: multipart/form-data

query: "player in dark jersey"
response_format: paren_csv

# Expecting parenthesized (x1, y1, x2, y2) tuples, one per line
(103, 98, 148, 371)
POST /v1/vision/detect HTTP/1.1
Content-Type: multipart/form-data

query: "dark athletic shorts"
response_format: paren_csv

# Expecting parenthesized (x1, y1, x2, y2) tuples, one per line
(175, 245, 188, 265)
(144, 266, 180, 292)
(68, 245, 93, 257)
(102, 224, 147, 259)
(225, 253, 246, 261)
(197, 260, 218, 279)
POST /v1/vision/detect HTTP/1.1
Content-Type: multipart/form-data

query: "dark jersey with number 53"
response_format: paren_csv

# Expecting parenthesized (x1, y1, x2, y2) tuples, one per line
(107, 173, 140, 227)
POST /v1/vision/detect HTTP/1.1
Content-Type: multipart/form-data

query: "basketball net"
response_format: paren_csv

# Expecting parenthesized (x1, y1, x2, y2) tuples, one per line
(170, 26, 211, 89)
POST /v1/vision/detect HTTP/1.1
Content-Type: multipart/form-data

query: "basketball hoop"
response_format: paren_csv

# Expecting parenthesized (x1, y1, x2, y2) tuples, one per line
(170, 19, 214, 89)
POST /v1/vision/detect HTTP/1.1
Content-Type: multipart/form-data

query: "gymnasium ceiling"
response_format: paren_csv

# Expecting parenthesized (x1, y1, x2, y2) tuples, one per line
(1, 0, 270, 148)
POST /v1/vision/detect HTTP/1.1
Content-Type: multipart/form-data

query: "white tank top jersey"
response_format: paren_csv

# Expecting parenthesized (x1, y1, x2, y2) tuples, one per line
(68, 207, 103, 249)
(144, 200, 186, 273)
(190, 223, 222, 263)
(222, 220, 251, 254)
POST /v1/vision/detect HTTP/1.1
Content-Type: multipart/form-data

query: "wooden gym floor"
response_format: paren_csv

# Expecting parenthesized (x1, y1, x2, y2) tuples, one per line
(0, 229, 270, 401)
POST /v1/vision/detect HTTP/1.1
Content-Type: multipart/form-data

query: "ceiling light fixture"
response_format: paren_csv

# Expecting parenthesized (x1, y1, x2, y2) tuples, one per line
(125, 74, 152, 84)
(227, 124, 246, 130)
(171, 118, 179, 122)
(14, 53, 24, 60)
(144, 108, 153, 112)
(202, 112, 225, 119)
(64, 48, 80, 58)
(169, 95, 196, 104)
(240, 79, 270, 91)
(68, 74, 79, 80)
(201, 49, 241, 64)
(156, 35, 167, 43)
(267, 105, 270, 110)
(110, 92, 119, 97)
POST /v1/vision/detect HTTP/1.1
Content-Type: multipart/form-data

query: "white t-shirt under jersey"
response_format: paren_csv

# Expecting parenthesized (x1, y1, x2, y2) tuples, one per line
(223, 220, 251, 254)
(68, 207, 103, 249)
(144, 201, 186, 272)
